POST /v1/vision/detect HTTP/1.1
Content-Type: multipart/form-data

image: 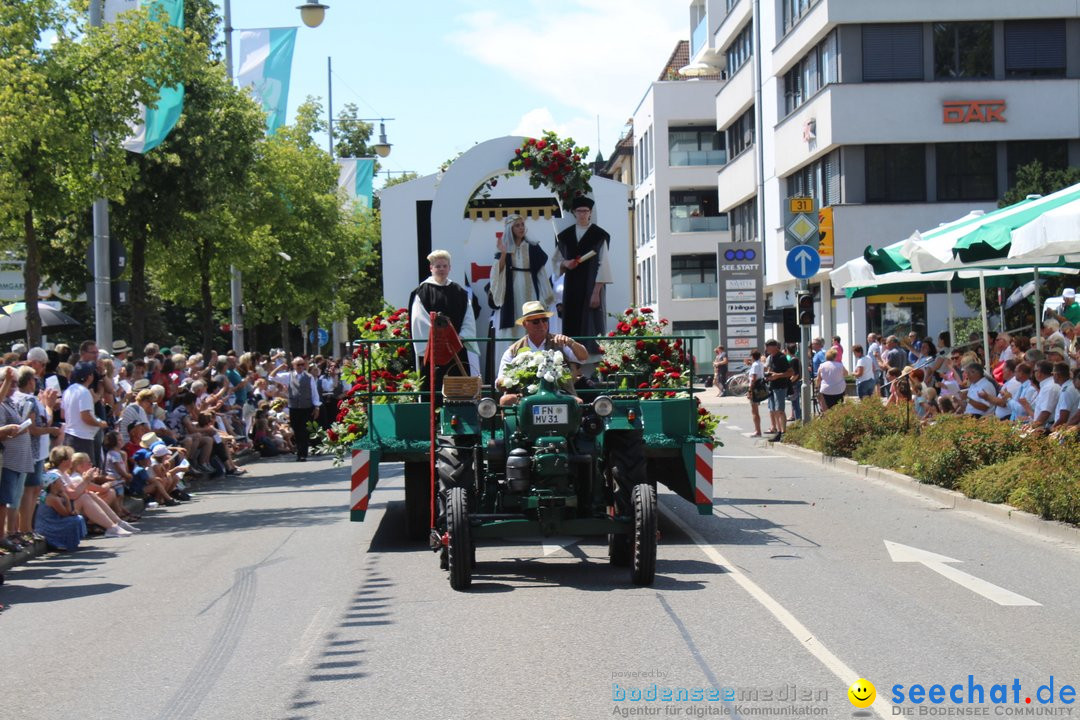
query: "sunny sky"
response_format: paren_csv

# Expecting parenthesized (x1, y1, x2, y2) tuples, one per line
(226, 0, 687, 187)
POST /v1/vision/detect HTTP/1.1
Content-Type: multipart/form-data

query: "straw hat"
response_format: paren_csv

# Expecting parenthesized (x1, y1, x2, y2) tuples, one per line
(516, 300, 554, 326)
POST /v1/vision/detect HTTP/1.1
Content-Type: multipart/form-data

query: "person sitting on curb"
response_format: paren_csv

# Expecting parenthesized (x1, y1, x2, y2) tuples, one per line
(48, 446, 136, 536)
(35, 474, 88, 551)
(495, 300, 588, 406)
(130, 449, 177, 507)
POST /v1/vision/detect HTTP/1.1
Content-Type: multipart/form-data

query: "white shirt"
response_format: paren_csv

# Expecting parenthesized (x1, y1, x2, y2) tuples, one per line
(748, 360, 765, 381)
(964, 377, 997, 416)
(817, 361, 847, 396)
(61, 382, 99, 440)
(497, 337, 578, 385)
(996, 377, 1021, 420)
(1034, 376, 1061, 424)
(1055, 381, 1080, 421)
(855, 355, 874, 381)
(867, 342, 881, 373)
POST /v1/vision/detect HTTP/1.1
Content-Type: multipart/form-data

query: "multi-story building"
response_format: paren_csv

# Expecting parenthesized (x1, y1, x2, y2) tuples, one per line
(626, 41, 727, 374)
(690, 0, 1080, 357)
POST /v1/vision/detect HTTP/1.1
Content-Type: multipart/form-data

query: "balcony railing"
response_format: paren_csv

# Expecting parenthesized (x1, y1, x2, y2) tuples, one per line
(670, 149, 727, 167)
(691, 15, 708, 57)
(670, 215, 730, 233)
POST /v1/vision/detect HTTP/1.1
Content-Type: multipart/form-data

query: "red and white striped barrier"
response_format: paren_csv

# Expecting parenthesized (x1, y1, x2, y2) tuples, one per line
(694, 442, 714, 513)
(350, 449, 371, 520)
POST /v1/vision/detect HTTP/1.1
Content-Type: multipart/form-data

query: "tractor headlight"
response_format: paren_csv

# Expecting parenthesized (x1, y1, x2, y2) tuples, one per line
(477, 398, 499, 419)
(592, 395, 614, 417)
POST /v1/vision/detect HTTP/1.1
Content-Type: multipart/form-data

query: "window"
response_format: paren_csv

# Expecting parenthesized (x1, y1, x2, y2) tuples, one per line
(672, 321, 720, 376)
(671, 255, 718, 300)
(636, 128, 653, 181)
(726, 23, 753, 76)
(862, 24, 923, 81)
(726, 0, 738, 12)
(782, 0, 819, 35)
(729, 197, 757, 242)
(635, 199, 645, 247)
(866, 144, 926, 203)
(1005, 20, 1066, 78)
(670, 190, 728, 233)
(933, 23, 993, 80)
(783, 31, 838, 116)
(1006, 140, 1069, 187)
(936, 143, 997, 202)
(787, 150, 841, 207)
(669, 127, 726, 166)
(725, 107, 755, 160)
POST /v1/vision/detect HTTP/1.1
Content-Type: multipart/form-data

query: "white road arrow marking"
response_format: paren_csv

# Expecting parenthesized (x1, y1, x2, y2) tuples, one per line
(884, 541, 1040, 606)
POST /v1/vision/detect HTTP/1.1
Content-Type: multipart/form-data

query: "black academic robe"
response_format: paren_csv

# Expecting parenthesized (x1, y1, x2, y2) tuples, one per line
(555, 223, 610, 344)
(408, 279, 476, 390)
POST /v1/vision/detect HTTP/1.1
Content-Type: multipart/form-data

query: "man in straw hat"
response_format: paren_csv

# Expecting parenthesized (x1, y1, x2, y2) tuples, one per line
(553, 196, 611, 353)
(495, 301, 588, 404)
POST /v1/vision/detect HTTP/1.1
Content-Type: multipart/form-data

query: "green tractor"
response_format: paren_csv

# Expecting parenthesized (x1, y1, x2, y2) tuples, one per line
(348, 356, 716, 591)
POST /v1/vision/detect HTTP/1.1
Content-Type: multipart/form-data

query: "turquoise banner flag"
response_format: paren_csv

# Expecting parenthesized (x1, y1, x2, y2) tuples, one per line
(337, 158, 375, 209)
(105, 0, 185, 153)
(237, 27, 298, 134)
(355, 158, 374, 208)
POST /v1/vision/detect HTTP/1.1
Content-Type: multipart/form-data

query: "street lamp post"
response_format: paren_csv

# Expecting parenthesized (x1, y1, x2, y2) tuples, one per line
(223, 0, 329, 354)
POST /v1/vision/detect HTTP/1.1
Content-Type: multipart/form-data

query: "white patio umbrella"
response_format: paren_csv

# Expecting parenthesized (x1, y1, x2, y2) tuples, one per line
(1007, 195, 1080, 259)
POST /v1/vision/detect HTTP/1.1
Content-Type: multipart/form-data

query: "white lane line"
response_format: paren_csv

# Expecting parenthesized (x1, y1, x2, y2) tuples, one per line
(287, 606, 330, 667)
(713, 455, 772, 459)
(660, 505, 893, 720)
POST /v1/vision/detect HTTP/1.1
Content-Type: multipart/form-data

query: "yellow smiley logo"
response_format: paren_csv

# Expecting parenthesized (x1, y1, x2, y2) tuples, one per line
(848, 679, 876, 708)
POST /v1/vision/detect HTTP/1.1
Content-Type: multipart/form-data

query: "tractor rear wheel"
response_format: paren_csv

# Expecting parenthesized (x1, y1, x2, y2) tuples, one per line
(630, 483, 657, 586)
(446, 486, 472, 590)
(403, 461, 431, 542)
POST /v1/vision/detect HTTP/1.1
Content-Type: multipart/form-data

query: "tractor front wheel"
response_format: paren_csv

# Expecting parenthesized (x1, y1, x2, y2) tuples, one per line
(630, 483, 657, 586)
(446, 486, 472, 590)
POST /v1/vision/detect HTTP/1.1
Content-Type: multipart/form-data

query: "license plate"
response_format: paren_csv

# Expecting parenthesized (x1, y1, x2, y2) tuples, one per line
(532, 404, 567, 425)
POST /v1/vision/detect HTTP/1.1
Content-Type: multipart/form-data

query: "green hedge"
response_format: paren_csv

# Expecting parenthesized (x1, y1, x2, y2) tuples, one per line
(784, 402, 1080, 525)
(783, 400, 913, 458)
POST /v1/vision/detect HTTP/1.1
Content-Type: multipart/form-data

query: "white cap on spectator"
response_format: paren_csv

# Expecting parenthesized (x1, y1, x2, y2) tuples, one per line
(152, 444, 170, 458)
(1064, 288, 1076, 299)
(11, 342, 27, 355)
(27, 347, 48, 363)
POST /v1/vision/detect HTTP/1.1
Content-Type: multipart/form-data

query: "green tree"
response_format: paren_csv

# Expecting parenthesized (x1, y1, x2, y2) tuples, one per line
(333, 102, 376, 161)
(1000, 160, 1080, 207)
(144, 64, 266, 357)
(0, 0, 194, 345)
(108, 0, 222, 350)
(243, 98, 380, 350)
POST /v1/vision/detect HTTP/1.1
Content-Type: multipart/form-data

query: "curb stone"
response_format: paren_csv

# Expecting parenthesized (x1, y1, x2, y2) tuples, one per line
(768, 440, 1080, 547)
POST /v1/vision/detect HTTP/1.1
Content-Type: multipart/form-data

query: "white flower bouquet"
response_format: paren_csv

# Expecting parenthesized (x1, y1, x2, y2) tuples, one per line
(496, 349, 573, 395)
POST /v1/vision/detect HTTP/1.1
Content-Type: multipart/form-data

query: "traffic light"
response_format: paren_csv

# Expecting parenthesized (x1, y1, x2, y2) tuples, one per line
(797, 291, 814, 326)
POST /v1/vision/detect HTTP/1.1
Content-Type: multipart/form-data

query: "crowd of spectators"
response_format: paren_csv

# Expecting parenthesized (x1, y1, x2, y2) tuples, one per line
(0, 340, 345, 557)
(742, 291, 1080, 440)
(806, 305, 1080, 432)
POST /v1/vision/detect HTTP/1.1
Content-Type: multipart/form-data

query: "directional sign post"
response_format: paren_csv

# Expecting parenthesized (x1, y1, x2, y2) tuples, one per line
(786, 245, 821, 279)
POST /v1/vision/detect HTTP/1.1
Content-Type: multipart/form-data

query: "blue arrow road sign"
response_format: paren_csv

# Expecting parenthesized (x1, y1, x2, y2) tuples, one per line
(786, 245, 821, 279)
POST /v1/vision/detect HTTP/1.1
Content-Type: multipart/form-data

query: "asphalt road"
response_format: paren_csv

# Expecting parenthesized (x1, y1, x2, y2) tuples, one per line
(4, 398, 1079, 720)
